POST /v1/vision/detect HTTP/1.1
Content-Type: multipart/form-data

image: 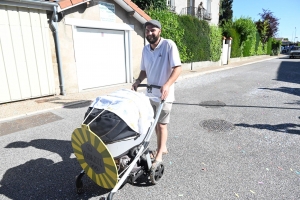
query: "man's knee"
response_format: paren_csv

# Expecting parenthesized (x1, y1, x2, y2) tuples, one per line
(157, 123, 167, 129)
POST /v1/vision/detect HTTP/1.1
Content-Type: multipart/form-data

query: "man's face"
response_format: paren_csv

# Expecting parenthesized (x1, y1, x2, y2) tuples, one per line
(145, 24, 161, 44)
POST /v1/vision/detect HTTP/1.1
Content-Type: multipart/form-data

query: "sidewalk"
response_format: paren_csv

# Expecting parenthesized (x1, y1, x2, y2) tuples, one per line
(0, 55, 284, 122)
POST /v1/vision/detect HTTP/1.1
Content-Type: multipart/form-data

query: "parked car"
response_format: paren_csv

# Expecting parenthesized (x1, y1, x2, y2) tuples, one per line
(289, 46, 300, 58)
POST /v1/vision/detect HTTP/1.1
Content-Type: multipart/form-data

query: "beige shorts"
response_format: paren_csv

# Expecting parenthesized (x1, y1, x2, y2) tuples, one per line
(150, 99, 173, 124)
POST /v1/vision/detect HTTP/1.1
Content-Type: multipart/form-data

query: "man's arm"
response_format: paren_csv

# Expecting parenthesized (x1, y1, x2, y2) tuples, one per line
(131, 70, 147, 91)
(161, 66, 182, 100)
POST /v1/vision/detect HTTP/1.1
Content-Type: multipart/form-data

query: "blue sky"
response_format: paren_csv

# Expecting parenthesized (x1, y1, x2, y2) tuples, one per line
(232, 0, 300, 42)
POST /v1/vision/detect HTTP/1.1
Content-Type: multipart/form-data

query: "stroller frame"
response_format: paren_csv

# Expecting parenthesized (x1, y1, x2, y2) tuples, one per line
(73, 85, 165, 200)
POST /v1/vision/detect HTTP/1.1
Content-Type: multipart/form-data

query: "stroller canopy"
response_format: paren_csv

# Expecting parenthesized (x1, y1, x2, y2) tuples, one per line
(88, 89, 154, 135)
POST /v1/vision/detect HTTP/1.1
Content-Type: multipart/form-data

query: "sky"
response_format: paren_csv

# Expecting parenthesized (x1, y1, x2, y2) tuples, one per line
(232, 0, 300, 42)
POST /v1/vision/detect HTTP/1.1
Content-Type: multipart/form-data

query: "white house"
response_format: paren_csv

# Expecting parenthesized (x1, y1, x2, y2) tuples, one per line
(167, 0, 220, 25)
(0, 0, 151, 103)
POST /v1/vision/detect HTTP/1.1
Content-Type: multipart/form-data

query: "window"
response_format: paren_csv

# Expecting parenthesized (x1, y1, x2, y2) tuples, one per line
(167, 0, 175, 11)
(206, 0, 211, 14)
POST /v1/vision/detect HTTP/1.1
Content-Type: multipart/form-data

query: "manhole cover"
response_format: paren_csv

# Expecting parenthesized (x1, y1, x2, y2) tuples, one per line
(200, 119, 235, 132)
(199, 101, 226, 108)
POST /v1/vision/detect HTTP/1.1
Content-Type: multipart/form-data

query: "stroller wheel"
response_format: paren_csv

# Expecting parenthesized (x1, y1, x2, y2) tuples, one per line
(150, 162, 164, 185)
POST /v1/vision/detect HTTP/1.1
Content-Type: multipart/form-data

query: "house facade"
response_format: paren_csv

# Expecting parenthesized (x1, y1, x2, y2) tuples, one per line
(168, 0, 220, 25)
(0, 0, 150, 103)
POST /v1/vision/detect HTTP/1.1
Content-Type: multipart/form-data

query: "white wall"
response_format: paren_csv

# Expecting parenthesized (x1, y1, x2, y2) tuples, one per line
(210, 0, 220, 25)
(174, 0, 220, 25)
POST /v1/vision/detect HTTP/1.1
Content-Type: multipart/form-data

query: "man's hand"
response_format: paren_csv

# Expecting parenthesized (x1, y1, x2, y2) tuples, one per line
(131, 80, 140, 91)
(160, 84, 170, 100)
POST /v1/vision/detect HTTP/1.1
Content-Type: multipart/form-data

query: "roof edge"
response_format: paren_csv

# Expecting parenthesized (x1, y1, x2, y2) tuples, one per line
(114, 0, 151, 24)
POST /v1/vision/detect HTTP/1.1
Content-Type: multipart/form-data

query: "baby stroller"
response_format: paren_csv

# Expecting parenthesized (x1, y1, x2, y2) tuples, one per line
(71, 85, 165, 200)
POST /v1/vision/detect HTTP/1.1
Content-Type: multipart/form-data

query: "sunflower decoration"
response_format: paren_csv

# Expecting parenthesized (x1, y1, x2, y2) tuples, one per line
(71, 124, 118, 189)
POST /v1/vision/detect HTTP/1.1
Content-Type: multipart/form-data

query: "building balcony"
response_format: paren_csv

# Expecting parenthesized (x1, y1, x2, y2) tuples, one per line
(180, 7, 211, 20)
(168, 5, 176, 12)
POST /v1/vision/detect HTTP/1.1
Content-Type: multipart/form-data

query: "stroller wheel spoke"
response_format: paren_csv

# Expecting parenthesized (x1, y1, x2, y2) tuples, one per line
(150, 162, 164, 184)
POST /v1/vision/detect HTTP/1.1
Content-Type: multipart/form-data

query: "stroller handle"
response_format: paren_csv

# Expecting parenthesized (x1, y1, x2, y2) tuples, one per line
(138, 84, 165, 103)
(138, 84, 161, 89)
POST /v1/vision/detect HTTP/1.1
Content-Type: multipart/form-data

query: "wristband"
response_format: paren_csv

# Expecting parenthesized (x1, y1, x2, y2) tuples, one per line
(136, 78, 142, 83)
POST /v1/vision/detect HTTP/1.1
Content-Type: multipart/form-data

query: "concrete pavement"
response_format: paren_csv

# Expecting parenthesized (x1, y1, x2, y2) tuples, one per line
(0, 55, 283, 122)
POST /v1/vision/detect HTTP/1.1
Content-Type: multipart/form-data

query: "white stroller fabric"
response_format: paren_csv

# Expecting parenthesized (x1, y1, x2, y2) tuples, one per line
(89, 89, 154, 135)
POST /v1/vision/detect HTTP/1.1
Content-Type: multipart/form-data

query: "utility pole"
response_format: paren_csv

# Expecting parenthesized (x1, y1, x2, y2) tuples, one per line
(295, 27, 296, 43)
(295, 27, 297, 43)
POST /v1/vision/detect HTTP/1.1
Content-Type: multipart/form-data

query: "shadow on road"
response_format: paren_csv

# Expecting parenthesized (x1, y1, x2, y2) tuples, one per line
(174, 102, 300, 110)
(51, 100, 92, 109)
(275, 61, 300, 85)
(284, 100, 300, 105)
(259, 87, 300, 97)
(235, 123, 300, 135)
(0, 139, 110, 199)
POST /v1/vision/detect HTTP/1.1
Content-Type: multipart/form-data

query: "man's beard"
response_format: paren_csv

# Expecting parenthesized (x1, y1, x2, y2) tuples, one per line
(146, 35, 160, 44)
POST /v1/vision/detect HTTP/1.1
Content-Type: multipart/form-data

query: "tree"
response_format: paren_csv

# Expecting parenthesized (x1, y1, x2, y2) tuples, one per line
(255, 9, 279, 44)
(131, 0, 167, 10)
(233, 17, 257, 43)
(256, 19, 269, 44)
(219, 0, 233, 26)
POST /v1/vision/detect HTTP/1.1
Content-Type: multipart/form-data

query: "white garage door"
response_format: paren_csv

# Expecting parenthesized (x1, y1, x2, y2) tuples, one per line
(0, 5, 55, 103)
(74, 27, 127, 90)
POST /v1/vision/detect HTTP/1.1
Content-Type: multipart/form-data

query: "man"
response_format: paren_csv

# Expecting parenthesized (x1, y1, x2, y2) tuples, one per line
(132, 19, 182, 168)
(197, 2, 205, 19)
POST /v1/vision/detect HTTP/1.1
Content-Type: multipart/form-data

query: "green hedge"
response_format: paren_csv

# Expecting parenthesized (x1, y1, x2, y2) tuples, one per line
(209, 26, 222, 62)
(146, 9, 215, 63)
(267, 38, 272, 55)
(178, 16, 211, 62)
(146, 9, 189, 62)
(255, 32, 260, 54)
(243, 39, 252, 57)
(224, 28, 241, 58)
(271, 39, 281, 55)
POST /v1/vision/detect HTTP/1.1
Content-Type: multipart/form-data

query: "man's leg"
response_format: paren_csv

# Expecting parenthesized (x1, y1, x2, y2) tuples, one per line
(150, 100, 172, 162)
(155, 123, 168, 162)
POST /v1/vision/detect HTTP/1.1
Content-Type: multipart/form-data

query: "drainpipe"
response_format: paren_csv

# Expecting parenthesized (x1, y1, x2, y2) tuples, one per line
(50, 6, 65, 95)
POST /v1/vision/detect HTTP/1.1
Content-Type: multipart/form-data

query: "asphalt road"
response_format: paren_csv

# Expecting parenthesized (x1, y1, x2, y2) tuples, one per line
(0, 57, 299, 200)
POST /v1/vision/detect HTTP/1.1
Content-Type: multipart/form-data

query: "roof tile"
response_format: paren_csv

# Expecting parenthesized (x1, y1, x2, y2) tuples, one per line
(70, 0, 84, 5)
(58, 0, 72, 9)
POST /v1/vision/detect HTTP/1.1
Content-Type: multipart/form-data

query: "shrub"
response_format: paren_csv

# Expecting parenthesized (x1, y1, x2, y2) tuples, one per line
(178, 15, 210, 62)
(147, 8, 214, 63)
(146, 9, 189, 62)
(233, 17, 257, 45)
(193, 18, 211, 61)
(255, 32, 260, 54)
(267, 38, 272, 55)
(132, 0, 167, 10)
(242, 33, 256, 56)
(224, 27, 241, 58)
(256, 41, 265, 55)
(271, 39, 281, 55)
(209, 26, 222, 61)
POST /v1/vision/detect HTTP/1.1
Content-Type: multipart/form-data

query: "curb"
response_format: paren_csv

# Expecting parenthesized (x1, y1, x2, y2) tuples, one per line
(178, 56, 278, 81)
(0, 100, 92, 123)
